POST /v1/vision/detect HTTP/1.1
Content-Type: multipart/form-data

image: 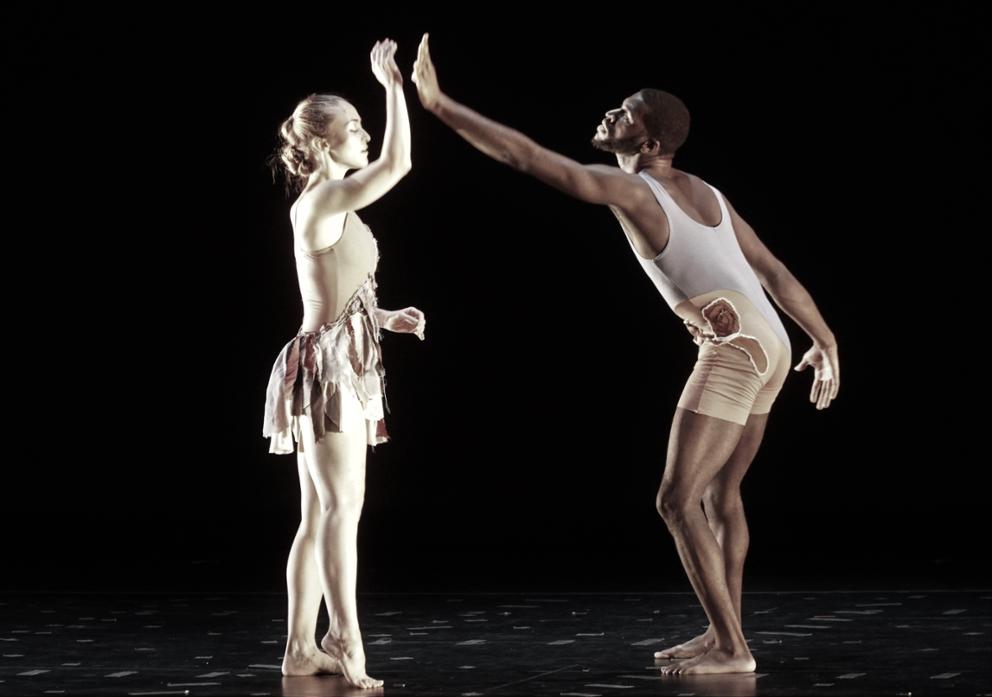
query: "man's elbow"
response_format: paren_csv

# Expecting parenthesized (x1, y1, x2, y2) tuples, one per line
(760, 261, 790, 289)
(506, 139, 539, 173)
(497, 148, 527, 173)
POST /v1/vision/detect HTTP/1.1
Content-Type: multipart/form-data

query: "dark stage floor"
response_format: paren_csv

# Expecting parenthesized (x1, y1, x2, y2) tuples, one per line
(1, 590, 989, 696)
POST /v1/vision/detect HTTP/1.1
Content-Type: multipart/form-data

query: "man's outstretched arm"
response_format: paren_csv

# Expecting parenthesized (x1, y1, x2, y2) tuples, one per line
(411, 33, 631, 206)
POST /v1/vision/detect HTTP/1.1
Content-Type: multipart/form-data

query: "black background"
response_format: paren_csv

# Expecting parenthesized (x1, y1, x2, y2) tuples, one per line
(3, 7, 984, 593)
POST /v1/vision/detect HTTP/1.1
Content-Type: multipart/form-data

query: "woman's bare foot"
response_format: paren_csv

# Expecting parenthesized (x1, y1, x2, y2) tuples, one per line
(659, 646, 756, 675)
(321, 634, 384, 689)
(281, 642, 342, 676)
(654, 629, 715, 659)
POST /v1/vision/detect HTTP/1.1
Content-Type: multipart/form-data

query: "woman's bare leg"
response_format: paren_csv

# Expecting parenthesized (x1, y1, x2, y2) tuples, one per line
(282, 451, 342, 676)
(299, 391, 383, 689)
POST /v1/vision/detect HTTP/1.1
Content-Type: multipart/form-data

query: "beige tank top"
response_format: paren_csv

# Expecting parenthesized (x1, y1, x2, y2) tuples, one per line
(625, 172, 790, 350)
(294, 209, 380, 333)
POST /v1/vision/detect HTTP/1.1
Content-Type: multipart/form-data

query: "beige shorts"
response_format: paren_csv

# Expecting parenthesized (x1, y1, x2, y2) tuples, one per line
(676, 290, 792, 426)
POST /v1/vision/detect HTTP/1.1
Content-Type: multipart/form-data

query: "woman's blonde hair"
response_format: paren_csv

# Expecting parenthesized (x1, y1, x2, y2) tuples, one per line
(267, 93, 349, 195)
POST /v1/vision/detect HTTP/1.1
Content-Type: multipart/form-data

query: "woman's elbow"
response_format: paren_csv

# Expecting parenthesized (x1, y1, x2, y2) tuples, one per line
(384, 158, 412, 178)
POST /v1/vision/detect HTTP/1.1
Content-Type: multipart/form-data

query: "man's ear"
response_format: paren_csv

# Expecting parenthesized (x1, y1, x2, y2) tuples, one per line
(640, 138, 661, 155)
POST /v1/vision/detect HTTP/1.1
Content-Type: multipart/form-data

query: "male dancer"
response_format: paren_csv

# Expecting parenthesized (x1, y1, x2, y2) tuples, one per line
(412, 34, 839, 676)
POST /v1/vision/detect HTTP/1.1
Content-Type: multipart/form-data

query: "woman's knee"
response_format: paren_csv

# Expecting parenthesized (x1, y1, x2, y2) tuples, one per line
(318, 483, 366, 518)
(294, 516, 319, 546)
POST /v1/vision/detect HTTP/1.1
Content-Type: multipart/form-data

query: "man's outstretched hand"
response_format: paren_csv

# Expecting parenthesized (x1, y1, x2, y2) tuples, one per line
(794, 343, 840, 410)
(411, 33, 442, 112)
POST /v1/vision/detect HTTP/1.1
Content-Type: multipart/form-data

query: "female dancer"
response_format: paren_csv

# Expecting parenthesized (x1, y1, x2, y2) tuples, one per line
(264, 39, 424, 689)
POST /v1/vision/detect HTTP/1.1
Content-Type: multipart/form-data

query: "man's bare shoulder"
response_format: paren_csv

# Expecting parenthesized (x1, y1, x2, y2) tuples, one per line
(584, 163, 640, 179)
(679, 169, 709, 187)
(682, 169, 734, 207)
(584, 164, 653, 208)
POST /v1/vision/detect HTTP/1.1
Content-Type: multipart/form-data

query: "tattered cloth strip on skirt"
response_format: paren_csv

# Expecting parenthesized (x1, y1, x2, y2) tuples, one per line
(263, 276, 389, 454)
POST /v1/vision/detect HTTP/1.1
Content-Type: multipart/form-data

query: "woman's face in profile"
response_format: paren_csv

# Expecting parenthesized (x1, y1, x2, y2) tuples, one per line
(327, 102, 371, 170)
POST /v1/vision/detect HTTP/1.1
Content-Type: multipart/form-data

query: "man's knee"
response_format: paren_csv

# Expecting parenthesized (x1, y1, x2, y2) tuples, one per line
(703, 486, 744, 522)
(656, 487, 696, 527)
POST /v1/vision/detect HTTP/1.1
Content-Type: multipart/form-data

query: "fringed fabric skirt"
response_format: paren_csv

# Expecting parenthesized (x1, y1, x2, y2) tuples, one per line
(263, 277, 389, 454)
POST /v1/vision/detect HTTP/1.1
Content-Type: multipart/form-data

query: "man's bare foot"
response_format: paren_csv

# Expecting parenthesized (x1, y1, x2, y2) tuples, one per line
(321, 634, 384, 689)
(660, 646, 756, 675)
(281, 643, 341, 676)
(654, 629, 715, 659)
